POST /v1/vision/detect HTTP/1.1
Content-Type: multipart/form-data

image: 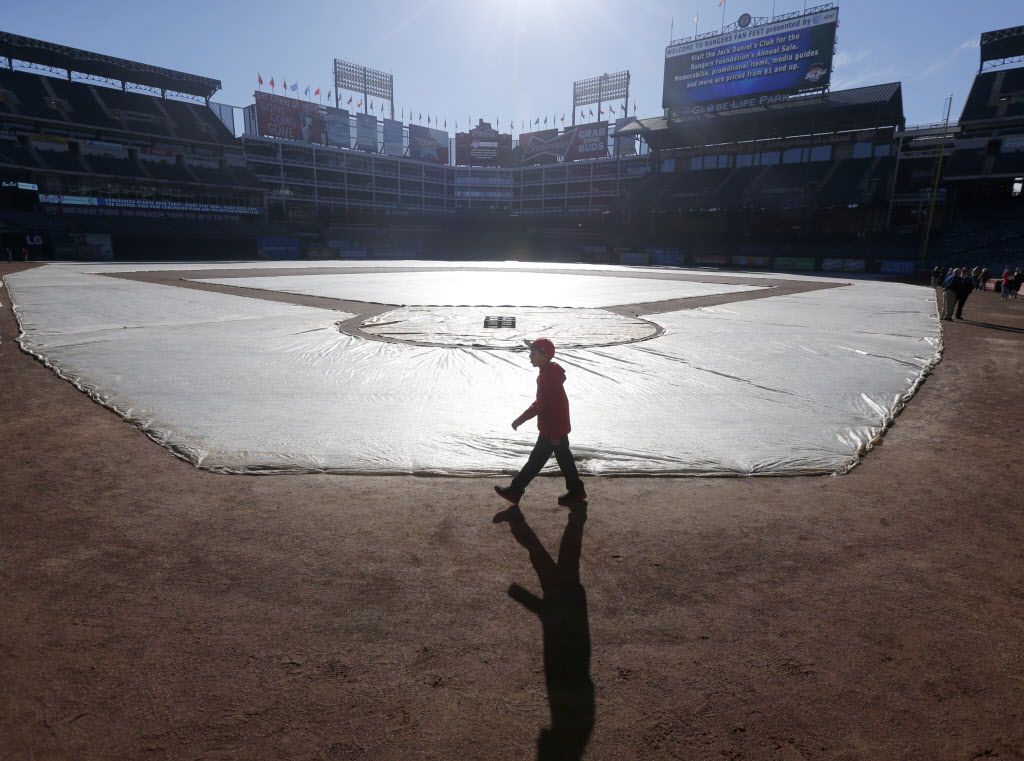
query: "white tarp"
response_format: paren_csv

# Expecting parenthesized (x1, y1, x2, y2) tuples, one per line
(361, 307, 659, 348)
(4, 264, 941, 476)
(193, 270, 767, 308)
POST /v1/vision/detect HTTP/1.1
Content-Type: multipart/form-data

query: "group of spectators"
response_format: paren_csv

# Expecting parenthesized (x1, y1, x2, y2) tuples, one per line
(933, 264, 1023, 321)
(3, 245, 32, 262)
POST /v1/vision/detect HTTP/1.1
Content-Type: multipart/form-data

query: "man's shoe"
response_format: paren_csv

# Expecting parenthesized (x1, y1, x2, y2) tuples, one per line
(557, 491, 587, 507)
(494, 485, 522, 506)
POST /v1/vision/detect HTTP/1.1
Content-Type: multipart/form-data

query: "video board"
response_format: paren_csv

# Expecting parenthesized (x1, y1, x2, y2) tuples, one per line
(254, 91, 323, 142)
(408, 124, 449, 164)
(663, 8, 838, 116)
(455, 122, 512, 167)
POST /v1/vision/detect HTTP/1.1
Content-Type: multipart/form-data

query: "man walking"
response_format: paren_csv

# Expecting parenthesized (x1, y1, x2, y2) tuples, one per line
(941, 267, 965, 320)
(952, 269, 973, 320)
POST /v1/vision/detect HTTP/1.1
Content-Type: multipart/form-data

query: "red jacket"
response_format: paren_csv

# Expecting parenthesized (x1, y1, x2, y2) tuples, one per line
(515, 361, 571, 438)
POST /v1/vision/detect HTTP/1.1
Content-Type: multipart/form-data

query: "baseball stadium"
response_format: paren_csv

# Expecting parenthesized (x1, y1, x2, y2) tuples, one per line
(2, 3, 1023, 759)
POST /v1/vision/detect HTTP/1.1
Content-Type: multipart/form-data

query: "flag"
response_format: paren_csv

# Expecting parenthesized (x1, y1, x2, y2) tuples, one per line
(357, 100, 362, 108)
(304, 85, 310, 97)
(633, 101, 637, 113)
(534, 117, 539, 125)
(599, 108, 604, 116)
(347, 96, 353, 105)
(544, 116, 548, 125)
(589, 108, 594, 116)
(444, 119, 447, 128)
(609, 105, 615, 114)
(560, 114, 565, 123)
(290, 82, 298, 92)
(314, 87, 320, 97)
(257, 73, 264, 87)
(269, 77, 275, 89)
(718, 0, 725, 6)
(427, 115, 431, 124)
(282, 79, 287, 91)
(418, 112, 422, 121)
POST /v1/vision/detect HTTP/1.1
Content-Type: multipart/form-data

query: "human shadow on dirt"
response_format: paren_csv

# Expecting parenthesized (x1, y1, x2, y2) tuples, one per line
(494, 504, 594, 761)
(960, 319, 1024, 334)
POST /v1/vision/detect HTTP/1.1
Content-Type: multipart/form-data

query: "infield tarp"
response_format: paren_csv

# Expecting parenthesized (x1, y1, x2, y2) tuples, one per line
(193, 270, 766, 308)
(4, 264, 941, 476)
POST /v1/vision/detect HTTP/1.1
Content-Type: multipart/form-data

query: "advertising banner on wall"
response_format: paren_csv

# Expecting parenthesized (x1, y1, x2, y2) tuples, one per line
(408, 124, 449, 164)
(516, 129, 559, 164)
(254, 91, 323, 143)
(382, 118, 404, 156)
(516, 122, 609, 165)
(663, 8, 838, 115)
(356, 113, 378, 153)
(455, 121, 512, 167)
(30, 135, 70, 152)
(139, 146, 176, 163)
(880, 259, 916, 275)
(325, 108, 351, 149)
(82, 140, 127, 158)
(774, 256, 817, 271)
(257, 237, 302, 260)
(563, 121, 609, 162)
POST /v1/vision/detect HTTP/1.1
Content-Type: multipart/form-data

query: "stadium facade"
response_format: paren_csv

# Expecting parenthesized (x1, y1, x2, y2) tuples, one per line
(1, 12, 1023, 271)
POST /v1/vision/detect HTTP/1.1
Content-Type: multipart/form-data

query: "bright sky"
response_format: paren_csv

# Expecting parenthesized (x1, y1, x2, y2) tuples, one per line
(5, 0, 1022, 130)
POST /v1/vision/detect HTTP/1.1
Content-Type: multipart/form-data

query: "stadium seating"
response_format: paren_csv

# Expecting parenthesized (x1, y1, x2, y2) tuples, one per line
(0, 68, 234, 145)
(37, 150, 88, 173)
(945, 151, 986, 177)
(818, 158, 873, 204)
(60, 83, 120, 130)
(0, 69, 60, 121)
(0, 141, 41, 168)
(187, 164, 244, 188)
(961, 73, 999, 122)
(756, 162, 831, 192)
(141, 160, 196, 183)
(82, 154, 147, 178)
(993, 151, 1024, 175)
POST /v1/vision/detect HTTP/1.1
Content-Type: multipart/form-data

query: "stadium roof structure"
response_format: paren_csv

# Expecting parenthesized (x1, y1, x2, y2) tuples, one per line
(0, 31, 221, 99)
(617, 83, 905, 150)
(980, 25, 1024, 70)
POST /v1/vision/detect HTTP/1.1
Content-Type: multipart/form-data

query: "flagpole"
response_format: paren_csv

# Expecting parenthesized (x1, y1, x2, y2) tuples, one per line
(721, 0, 727, 31)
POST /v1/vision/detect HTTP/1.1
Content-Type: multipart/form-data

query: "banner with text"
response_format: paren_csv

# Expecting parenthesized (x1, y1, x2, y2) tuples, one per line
(664, 9, 838, 115)
(254, 91, 323, 142)
(455, 122, 512, 167)
(516, 122, 609, 165)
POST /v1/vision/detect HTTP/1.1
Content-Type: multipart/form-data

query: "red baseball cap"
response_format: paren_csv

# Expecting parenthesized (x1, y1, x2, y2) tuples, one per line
(526, 337, 555, 357)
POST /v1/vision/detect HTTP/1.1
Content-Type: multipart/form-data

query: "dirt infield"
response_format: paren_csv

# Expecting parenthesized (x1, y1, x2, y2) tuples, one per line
(2, 263, 1023, 761)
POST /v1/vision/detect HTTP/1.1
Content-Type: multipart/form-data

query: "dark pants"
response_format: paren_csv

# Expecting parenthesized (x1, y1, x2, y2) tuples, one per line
(511, 435, 585, 495)
(955, 292, 970, 318)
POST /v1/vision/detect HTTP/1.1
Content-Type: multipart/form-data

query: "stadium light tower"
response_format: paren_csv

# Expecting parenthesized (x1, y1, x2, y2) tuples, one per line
(333, 59, 394, 118)
(572, 70, 629, 125)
